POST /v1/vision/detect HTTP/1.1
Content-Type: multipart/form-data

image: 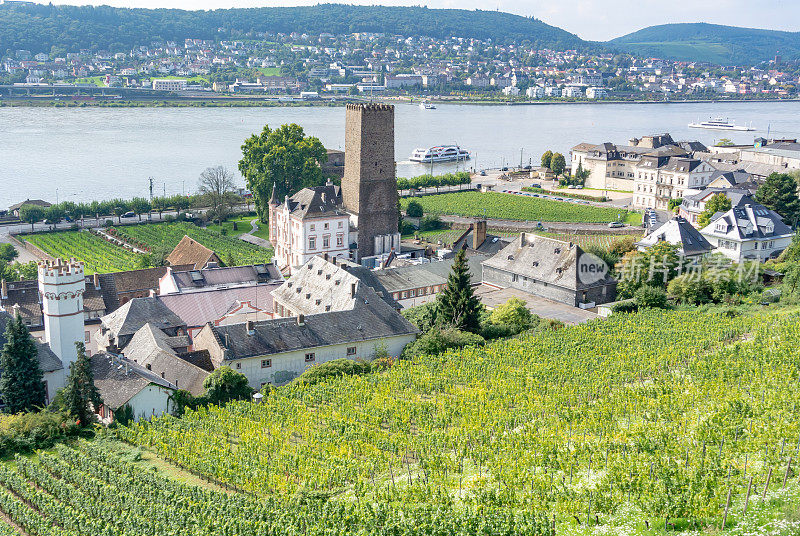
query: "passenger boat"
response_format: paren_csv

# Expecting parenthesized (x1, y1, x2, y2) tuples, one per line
(409, 145, 470, 163)
(419, 101, 436, 110)
(688, 117, 754, 131)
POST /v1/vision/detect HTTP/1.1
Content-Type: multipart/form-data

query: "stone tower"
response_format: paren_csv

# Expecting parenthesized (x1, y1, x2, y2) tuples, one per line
(38, 258, 86, 370)
(341, 103, 400, 260)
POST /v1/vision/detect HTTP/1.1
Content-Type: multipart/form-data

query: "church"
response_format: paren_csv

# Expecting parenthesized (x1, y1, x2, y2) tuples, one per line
(269, 103, 401, 272)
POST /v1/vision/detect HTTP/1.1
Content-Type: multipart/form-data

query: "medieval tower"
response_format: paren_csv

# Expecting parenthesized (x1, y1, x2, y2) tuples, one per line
(341, 103, 400, 260)
(38, 258, 86, 371)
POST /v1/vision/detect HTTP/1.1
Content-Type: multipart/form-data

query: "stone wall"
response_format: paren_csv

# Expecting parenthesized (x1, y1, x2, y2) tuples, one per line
(341, 103, 399, 259)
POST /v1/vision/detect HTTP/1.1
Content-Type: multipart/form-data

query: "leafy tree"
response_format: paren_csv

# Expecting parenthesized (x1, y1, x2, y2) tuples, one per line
(129, 197, 151, 221)
(540, 150, 553, 169)
(198, 166, 238, 225)
(436, 248, 482, 333)
(573, 162, 591, 184)
(755, 172, 800, 225)
(61, 342, 102, 426)
(44, 205, 65, 225)
(715, 138, 734, 147)
(405, 200, 424, 218)
(634, 285, 668, 309)
(697, 193, 732, 228)
(18, 204, 44, 231)
(617, 242, 686, 298)
(489, 297, 532, 332)
(112, 205, 127, 224)
(0, 244, 18, 263)
(550, 153, 566, 176)
(239, 123, 327, 221)
(0, 314, 46, 413)
(782, 263, 800, 295)
(668, 197, 683, 212)
(203, 366, 253, 406)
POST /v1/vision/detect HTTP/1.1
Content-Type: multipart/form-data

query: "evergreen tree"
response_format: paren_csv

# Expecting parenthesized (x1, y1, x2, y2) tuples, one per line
(436, 248, 482, 333)
(61, 342, 101, 426)
(756, 172, 800, 225)
(0, 314, 46, 413)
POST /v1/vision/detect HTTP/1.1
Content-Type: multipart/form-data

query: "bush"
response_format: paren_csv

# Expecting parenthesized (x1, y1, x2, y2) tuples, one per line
(420, 214, 443, 231)
(0, 411, 82, 458)
(294, 359, 372, 386)
(489, 297, 533, 331)
(405, 200, 424, 218)
(610, 300, 638, 313)
(480, 322, 517, 340)
(635, 285, 669, 309)
(403, 327, 485, 358)
(400, 220, 416, 236)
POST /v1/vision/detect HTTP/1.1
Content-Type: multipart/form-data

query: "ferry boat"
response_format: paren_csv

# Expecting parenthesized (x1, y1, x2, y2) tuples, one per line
(419, 101, 436, 110)
(688, 117, 755, 131)
(410, 145, 470, 163)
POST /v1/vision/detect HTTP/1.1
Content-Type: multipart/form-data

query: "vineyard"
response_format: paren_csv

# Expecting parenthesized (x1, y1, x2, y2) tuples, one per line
(400, 191, 637, 223)
(111, 222, 273, 266)
(123, 309, 800, 534)
(22, 230, 141, 274)
(0, 440, 552, 535)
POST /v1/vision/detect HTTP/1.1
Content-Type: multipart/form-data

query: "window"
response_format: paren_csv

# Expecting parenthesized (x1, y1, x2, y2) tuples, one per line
(85, 331, 90, 342)
(336, 234, 344, 247)
(310, 224, 316, 231)
(309, 237, 316, 250)
(324, 222, 329, 230)
(512, 274, 518, 282)
(338, 221, 343, 228)
(261, 359, 272, 368)
(347, 346, 356, 356)
(323, 235, 330, 248)
(305, 353, 315, 362)
(236, 362, 242, 369)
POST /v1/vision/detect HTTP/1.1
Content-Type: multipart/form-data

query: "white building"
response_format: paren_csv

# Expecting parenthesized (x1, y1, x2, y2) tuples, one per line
(633, 156, 716, 210)
(526, 86, 544, 98)
(700, 204, 794, 263)
(502, 85, 520, 96)
(544, 86, 561, 97)
(151, 78, 188, 91)
(563, 85, 584, 98)
(586, 87, 608, 99)
(269, 182, 351, 271)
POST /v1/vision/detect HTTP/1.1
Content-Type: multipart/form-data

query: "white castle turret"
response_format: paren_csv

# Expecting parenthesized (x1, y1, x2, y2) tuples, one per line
(38, 258, 86, 370)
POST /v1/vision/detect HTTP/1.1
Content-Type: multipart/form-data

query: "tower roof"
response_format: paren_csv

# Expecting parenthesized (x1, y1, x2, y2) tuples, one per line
(269, 185, 278, 206)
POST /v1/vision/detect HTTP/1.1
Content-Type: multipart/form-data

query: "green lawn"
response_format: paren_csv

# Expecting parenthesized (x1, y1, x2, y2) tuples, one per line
(205, 214, 259, 238)
(402, 191, 639, 224)
(74, 76, 106, 87)
(257, 67, 281, 77)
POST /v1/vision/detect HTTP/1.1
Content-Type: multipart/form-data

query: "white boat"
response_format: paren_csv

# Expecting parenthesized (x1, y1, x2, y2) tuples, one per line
(688, 117, 755, 131)
(410, 145, 470, 163)
(419, 101, 436, 110)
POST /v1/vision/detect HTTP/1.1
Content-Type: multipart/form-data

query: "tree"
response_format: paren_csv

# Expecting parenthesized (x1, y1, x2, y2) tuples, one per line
(697, 193, 732, 228)
(0, 244, 18, 263)
(44, 205, 65, 225)
(239, 123, 327, 221)
(489, 297, 533, 332)
(550, 153, 566, 177)
(634, 285, 668, 309)
(129, 197, 151, 221)
(573, 162, 591, 185)
(203, 366, 253, 406)
(617, 242, 686, 298)
(668, 197, 683, 212)
(112, 205, 127, 224)
(756, 172, 800, 225)
(61, 342, 102, 426)
(540, 150, 553, 169)
(0, 314, 46, 413)
(18, 204, 44, 231)
(716, 138, 735, 147)
(198, 166, 237, 225)
(406, 200, 423, 218)
(436, 248, 482, 333)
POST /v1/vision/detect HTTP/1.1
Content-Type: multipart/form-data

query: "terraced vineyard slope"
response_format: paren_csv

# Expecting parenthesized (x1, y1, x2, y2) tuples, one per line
(125, 309, 800, 533)
(22, 230, 141, 274)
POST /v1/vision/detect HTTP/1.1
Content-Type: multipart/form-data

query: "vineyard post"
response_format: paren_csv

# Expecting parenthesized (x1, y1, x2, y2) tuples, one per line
(721, 486, 732, 530)
(743, 476, 753, 514)
(782, 457, 791, 489)
(761, 467, 772, 501)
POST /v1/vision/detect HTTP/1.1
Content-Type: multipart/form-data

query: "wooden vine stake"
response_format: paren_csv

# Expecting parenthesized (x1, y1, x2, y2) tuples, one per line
(783, 457, 792, 489)
(743, 475, 753, 514)
(721, 486, 731, 530)
(761, 467, 772, 501)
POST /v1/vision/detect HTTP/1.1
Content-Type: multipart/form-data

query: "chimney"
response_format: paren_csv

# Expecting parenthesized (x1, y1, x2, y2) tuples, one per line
(350, 282, 357, 298)
(93, 273, 100, 290)
(323, 252, 329, 261)
(246, 320, 254, 335)
(297, 314, 305, 326)
(1, 279, 7, 300)
(520, 232, 527, 247)
(473, 220, 487, 250)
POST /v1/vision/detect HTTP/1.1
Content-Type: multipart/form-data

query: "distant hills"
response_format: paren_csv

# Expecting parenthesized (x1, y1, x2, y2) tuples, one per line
(609, 23, 800, 65)
(0, 3, 586, 54)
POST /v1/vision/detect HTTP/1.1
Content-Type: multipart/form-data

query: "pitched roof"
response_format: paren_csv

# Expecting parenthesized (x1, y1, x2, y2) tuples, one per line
(209, 300, 418, 361)
(701, 203, 793, 245)
(166, 236, 218, 270)
(8, 199, 51, 211)
(282, 183, 345, 220)
(0, 311, 62, 372)
(636, 217, 715, 257)
(165, 263, 282, 291)
(482, 233, 616, 291)
(100, 297, 186, 340)
(91, 352, 176, 410)
(157, 283, 280, 328)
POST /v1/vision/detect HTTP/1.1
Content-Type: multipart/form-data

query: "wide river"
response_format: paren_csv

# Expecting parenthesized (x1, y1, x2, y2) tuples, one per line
(2, 101, 800, 208)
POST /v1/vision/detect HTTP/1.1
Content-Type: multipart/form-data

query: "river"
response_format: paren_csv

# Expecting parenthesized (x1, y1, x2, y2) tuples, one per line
(2, 101, 800, 208)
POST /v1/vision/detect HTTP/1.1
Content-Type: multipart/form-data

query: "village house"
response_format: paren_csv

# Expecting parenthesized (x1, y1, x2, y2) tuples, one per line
(699, 204, 794, 263)
(636, 216, 715, 258)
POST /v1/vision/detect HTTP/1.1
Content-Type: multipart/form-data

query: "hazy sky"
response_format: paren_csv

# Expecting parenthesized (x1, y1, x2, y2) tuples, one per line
(37, 0, 800, 41)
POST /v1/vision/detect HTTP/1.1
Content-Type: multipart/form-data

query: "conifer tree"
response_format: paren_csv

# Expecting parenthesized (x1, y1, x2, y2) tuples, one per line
(0, 314, 46, 413)
(62, 342, 101, 426)
(436, 248, 482, 333)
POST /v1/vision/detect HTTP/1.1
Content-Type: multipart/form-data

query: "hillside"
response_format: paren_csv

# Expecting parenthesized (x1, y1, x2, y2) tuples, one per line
(0, 2, 586, 54)
(610, 22, 800, 65)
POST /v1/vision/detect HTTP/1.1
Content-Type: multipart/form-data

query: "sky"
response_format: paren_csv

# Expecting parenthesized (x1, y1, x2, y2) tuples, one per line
(34, 0, 800, 41)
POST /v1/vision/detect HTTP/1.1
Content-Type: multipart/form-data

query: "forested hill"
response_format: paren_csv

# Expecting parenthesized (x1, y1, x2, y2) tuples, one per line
(609, 23, 800, 65)
(0, 2, 587, 54)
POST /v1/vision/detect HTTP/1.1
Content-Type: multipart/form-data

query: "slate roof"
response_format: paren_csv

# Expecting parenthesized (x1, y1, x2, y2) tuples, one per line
(122, 323, 208, 396)
(483, 233, 616, 291)
(636, 217, 715, 257)
(701, 204, 793, 244)
(373, 256, 483, 293)
(2, 275, 106, 327)
(283, 183, 345, 220)
(166, 236, 219, 270)
(706, 170, 754, 189)
(682, 188, 755, 207)
(209, 299, 418, 361)
(157, 284, 280, 328)
(0, 311, 62, 372)
(450, 230, 512, 258)
(91, 352, 176, 410)
(100, 297, 186, 340)
(8, 199, 51, 211)
(97, 265, 193, 311)
(165, 264, 282, 291)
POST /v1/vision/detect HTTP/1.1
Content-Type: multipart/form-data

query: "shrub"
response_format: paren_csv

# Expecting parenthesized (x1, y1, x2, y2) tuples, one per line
(405, 200, 424, 218)
(400, 220, 416, 236)
(403, 327, 485, 358)
(611, 300, 638, 313)
(0, 411, 82, 458)
(295, 359, 372, 386)
(488, 297, 533, 332)
(419, 214, 443, 231)
(635, 285, 669, 309)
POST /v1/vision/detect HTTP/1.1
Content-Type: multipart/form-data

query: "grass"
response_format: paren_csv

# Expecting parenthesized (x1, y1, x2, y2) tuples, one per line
(205, 214, 259, 238)
(257, 67, 281, 77)
(74, 76, 106, 87)
(401, 191, 639, 224)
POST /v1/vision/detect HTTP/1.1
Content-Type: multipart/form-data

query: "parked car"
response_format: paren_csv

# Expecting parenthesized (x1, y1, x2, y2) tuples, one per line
(479, 170, 486, 176)
(608, 221, 624, 228)
(529, 183, 542, 189)
(122, 211, 135, 218)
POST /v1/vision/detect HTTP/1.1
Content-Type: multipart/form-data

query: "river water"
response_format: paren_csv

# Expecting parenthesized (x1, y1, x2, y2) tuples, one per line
(2, 101, 800, 208)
